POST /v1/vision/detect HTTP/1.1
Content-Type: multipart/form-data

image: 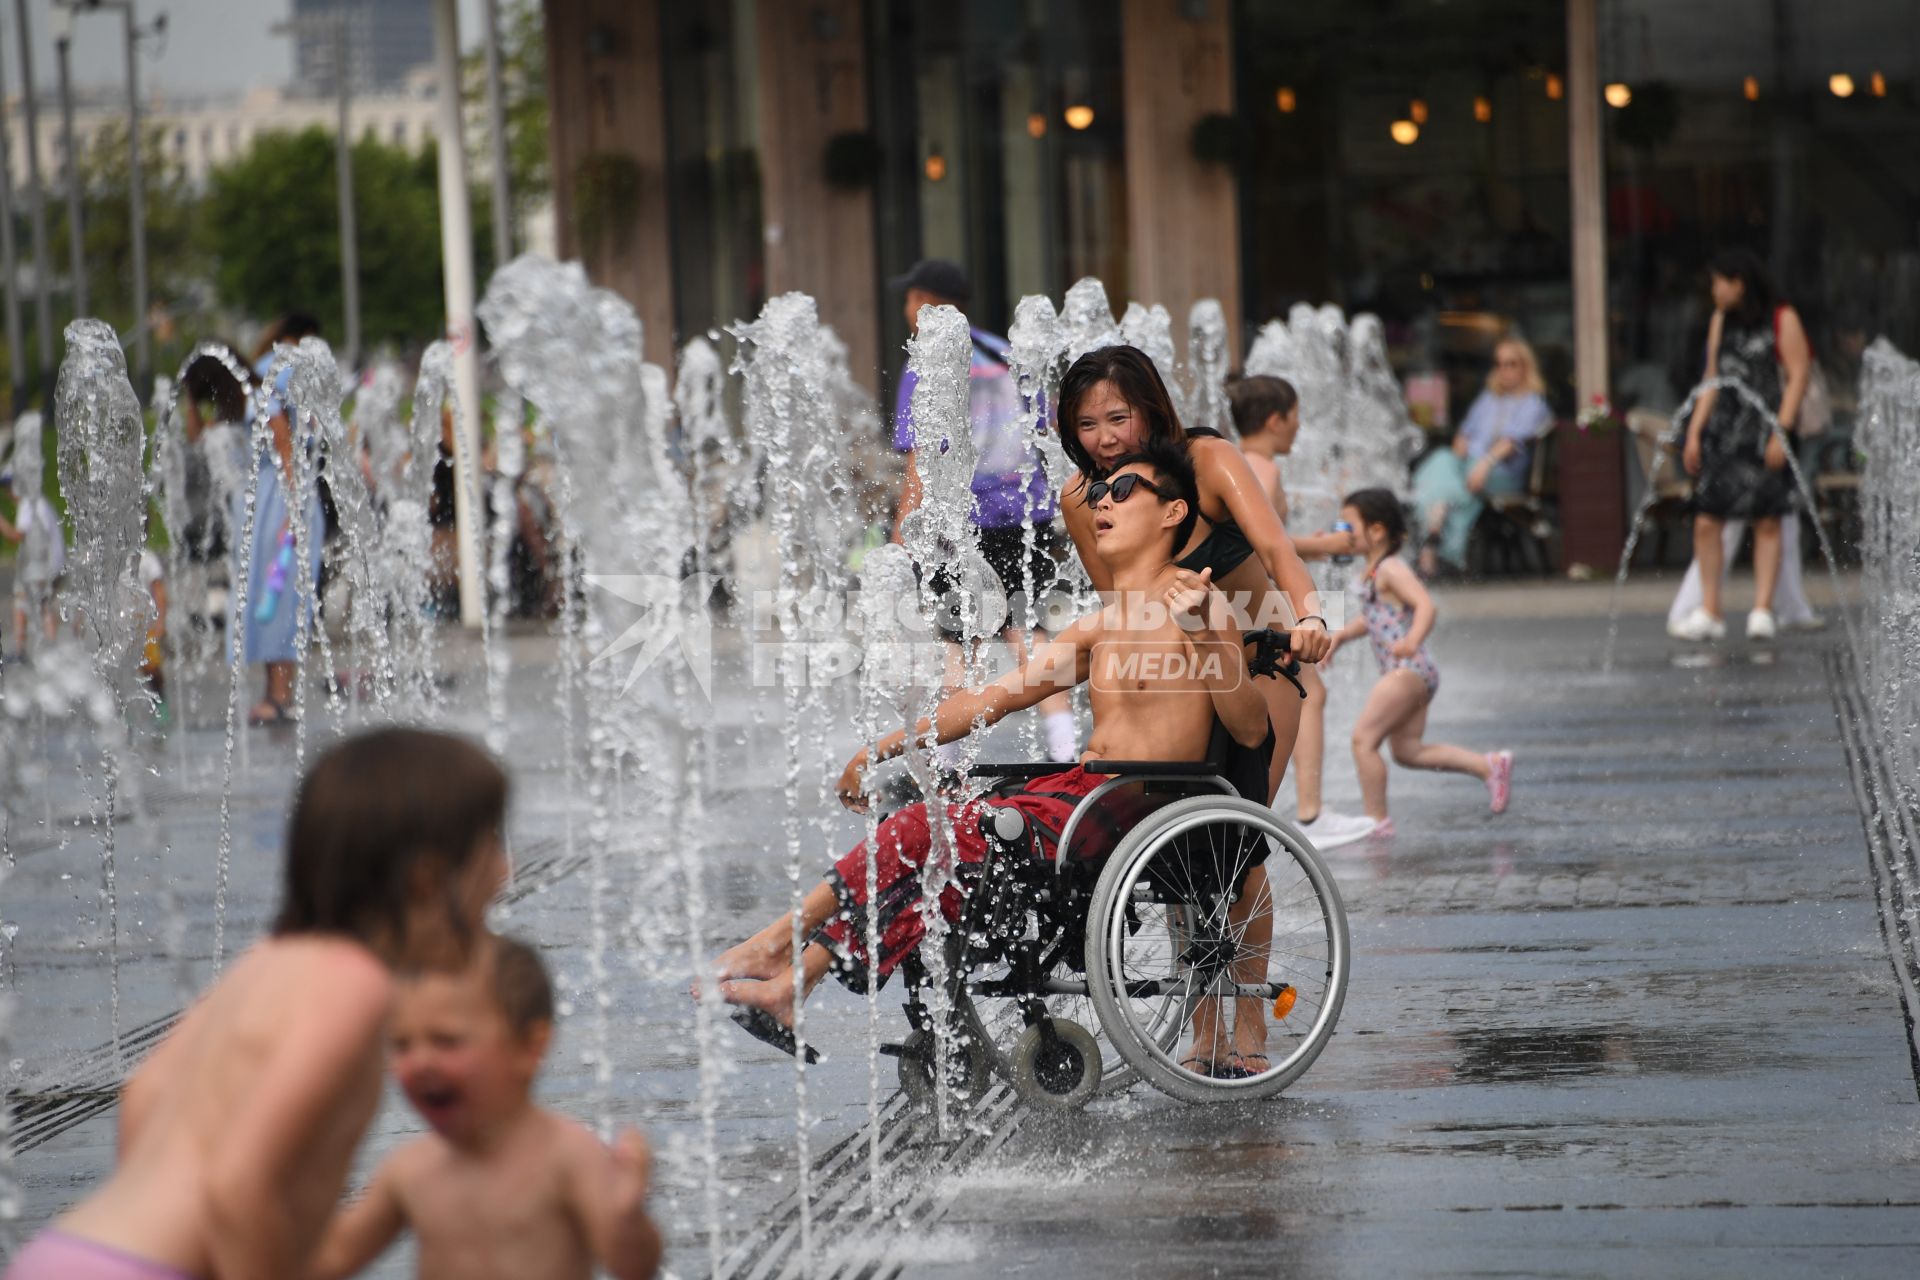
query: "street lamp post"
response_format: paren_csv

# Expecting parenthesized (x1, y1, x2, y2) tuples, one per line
(51, 4, 88, 318)
(0, 18, 26, 416)
(270, 8, 361, 372)
(482, 0, 512, 267)
(12, 0, 57, 397)
(431, 0, 486, 629)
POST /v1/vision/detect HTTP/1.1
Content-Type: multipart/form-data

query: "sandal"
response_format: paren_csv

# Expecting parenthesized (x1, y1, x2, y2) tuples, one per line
(1221, 1052, 1271, 1080)
(247, 699, 296, 727)
(1177, 1055, 1219, 1078)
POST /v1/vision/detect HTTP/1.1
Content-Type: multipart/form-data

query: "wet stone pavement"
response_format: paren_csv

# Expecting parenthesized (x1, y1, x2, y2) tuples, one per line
(7, 590, 1919, 1277)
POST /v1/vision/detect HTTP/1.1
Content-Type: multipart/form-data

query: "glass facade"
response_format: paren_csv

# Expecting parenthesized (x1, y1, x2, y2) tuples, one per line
(1596, 0, 1920, 433)
(634, 0, 1920, 437)
(867, 0, 1129, 391)
(660, 1, 767, 346)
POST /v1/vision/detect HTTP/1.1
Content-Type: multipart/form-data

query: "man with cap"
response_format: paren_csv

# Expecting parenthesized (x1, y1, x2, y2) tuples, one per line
(889, 258, 1079, 764)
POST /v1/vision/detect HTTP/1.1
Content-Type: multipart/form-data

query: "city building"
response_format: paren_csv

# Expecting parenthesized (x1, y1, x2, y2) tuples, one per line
(2, 81, 443, 190)
(291, 0, 436, 97)
(541, 0, 1920, 434)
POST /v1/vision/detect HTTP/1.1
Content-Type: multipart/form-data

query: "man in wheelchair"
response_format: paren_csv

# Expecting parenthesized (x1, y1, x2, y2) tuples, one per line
(708, 436, 1297, 1083)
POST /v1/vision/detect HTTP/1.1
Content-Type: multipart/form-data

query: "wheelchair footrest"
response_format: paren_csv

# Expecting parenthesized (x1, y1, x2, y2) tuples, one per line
(878, 1040, 926, 1062)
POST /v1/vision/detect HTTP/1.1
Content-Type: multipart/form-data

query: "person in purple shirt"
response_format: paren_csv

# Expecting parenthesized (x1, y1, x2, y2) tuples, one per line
(888, 259, 1078, 763)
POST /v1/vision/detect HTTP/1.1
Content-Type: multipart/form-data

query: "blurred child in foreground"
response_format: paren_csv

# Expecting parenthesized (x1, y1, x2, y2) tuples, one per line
(5, 729, 512, 1280)
(307, 935, 661, 1280)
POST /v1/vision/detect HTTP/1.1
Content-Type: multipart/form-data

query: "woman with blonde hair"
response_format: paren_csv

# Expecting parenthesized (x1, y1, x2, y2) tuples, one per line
(1411, 335, 1553, 576)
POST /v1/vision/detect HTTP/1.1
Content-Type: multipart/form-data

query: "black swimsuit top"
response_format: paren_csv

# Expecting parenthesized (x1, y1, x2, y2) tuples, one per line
(1173, 428, 1256, 577)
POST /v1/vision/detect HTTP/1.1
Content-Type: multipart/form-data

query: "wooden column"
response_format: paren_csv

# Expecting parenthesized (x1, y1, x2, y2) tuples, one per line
(1567, 0, 1608, 407)
(754, 0, 879, 392)
(1120, 0, 1242, 359)
(542, 0, 675, 364)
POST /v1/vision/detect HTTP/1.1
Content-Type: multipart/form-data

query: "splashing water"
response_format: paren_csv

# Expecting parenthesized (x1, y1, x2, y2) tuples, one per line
(1186, 299, 1233, 438)
(1121, 302, 1183, 423)
(1245, 303, 1422, 534)
(1060, 278, 1123, 363)
(54, 320, 153, 1057)
(1855, 341, 1920, 847)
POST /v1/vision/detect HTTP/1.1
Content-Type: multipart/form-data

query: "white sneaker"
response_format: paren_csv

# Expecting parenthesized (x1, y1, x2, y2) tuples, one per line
(1746, 608, 1777, 641)
(1298, 809, 1376, 851)
(1670, 606, 1726, 643)
(1785, 612, 1827, 632)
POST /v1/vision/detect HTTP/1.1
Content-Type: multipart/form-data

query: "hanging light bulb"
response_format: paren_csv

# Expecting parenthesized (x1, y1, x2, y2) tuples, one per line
(1546, 73, 1564, 100)
(1829, 73, 1856, 98)
(1870, 71, 1887, 97)
(1390, 118, 1419, 145)
(1604, 82, 1632, 108)
(1743, 75, 1761, 101)
(1409, 98, 1429, 124)
(924, 151, 947, 182)
(1276, 86, 1297, 114)
(1026, 112, 1047, 138)
(1473, 95, 1493, 123)
(1064, 103, 1095, 130)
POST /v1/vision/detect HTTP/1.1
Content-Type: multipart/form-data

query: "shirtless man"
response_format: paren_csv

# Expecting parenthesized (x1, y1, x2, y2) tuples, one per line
(707, 437, 1275, 1074)
(308, 937, 661, 1280)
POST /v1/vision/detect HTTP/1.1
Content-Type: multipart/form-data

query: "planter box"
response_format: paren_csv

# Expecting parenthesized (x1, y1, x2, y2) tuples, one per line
(1555, 423, 1627, 575)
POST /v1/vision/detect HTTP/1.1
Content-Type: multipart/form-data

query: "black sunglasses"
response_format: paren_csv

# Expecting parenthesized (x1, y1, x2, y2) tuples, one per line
(1086, 472, 1175, 506)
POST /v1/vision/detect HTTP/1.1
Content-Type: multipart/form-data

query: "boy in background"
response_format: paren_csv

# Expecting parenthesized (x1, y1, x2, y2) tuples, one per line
(1231, 375, 1373, 851)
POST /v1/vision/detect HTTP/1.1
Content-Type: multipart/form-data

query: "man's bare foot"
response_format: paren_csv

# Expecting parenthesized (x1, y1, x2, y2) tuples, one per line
(695, 922, 796, 1001)
(717, 970, 799, 1031)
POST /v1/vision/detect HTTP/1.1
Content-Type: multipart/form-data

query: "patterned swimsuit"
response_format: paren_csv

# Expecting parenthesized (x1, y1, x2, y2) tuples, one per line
(1360, 562, 1441, 699)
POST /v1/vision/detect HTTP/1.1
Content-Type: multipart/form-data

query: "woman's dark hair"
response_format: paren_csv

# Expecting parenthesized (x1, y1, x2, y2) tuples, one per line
(1342, 487, 1408, 554)
(1708, 248, 1777, 330)
(275, 728, 508, 958)
(1056, 345, 1187, 478)
(1108, 434, 1201, 553)
(1226, 374, 1298, 438)
(182, 346, 250, 423)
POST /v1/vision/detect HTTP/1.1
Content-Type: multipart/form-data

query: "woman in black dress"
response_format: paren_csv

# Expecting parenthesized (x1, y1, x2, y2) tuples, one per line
(1675, 249, 1812, 642)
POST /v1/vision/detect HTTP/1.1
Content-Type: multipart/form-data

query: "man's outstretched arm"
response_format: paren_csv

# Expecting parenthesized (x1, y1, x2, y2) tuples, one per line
(837, 615, 1098, 809)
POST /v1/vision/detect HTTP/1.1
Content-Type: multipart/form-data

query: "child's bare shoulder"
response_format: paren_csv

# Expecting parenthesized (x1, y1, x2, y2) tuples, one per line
(254, 936, 392, 1009)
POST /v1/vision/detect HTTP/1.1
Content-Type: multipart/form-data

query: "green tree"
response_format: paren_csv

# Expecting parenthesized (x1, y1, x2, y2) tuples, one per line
(201, 129, 485, 349)
(58, 123, 206, 329)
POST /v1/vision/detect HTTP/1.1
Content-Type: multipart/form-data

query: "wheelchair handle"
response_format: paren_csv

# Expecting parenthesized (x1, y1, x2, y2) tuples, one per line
(1243, 627, 1307, 699)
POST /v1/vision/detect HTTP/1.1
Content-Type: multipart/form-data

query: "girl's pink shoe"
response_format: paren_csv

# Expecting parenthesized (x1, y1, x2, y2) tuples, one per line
(1486, 750, 1514, 813)
(1368, 816, 1396, 839)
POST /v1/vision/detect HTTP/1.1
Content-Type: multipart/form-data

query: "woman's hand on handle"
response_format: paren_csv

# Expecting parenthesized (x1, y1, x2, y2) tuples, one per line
(1289, 616, 1332, 665)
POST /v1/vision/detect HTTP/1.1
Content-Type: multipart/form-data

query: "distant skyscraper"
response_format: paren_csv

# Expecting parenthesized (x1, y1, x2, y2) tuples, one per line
(291, 0, 434, 96)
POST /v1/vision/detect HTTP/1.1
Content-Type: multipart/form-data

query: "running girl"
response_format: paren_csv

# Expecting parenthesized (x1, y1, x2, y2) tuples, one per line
(1326, 489, 1513, 834)
(6, 729, 511, 1280)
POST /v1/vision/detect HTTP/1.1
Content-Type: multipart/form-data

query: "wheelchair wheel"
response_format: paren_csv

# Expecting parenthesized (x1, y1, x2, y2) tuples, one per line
(1007, 1018, 1103, 1109)
(1084, 796, 1348, 1105)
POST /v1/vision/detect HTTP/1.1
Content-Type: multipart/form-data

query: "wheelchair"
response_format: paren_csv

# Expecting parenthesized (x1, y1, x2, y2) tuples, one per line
(878, 630, 1351, 1108)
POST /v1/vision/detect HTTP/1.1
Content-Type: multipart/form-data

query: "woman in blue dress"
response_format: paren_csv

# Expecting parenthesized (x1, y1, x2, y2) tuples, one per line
(231, 315, 327, 725)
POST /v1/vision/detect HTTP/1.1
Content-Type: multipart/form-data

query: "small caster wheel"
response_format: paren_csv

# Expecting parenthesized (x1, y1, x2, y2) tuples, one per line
(1009, 1019, 1102, 1109)
(897, 1030, 937, 1108)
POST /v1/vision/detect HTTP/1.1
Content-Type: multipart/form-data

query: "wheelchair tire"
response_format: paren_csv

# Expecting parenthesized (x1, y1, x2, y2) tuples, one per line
(1007, 1019, 1103, 1109)
(1084, 796, 1349, 1105)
